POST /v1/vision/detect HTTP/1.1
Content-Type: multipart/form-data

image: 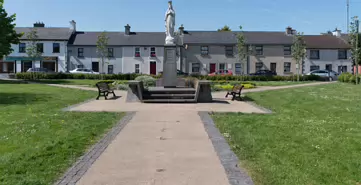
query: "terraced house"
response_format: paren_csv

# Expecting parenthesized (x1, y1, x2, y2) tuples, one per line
(0, 21, 75, 73)
(0, 22, 352, 75)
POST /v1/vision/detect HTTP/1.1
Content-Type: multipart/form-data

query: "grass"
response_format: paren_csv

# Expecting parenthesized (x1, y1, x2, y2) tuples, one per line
(249, 81, 315, 86)
(0, 81, 123, 185)
(212, 83, 361, 185)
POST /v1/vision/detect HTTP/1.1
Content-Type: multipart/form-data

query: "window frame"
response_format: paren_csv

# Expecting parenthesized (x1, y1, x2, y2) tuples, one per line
(338, 49, 347, 59)
(135, 47, 141, 57)
(255, 62, 263, 71)
(53, 43, 60, 53)
(284, 45, 291, 56)
(19, 43, 26, 53)
(108, 48, 114, 58)
(284, 62, 291, 73)
(78, 48, 84, 57)
(310, 50, 320, 59)
(225, 46, 234, 57)
(135, 64, 140, 74)
(255, 45, 263, 55)
(201, 46, 209, 56)
(150, 47, 156, 57)
(192, 63, 201, 73)
(36, 43, 44, 53)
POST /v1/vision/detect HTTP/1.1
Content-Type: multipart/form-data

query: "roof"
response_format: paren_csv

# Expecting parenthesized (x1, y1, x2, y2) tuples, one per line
(70, 32, 170, 46)
(303, 35, 350, 49)
(15, 27, 72, 40)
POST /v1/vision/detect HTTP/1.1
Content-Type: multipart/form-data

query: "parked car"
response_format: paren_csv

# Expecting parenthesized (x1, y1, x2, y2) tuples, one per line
(26, 68, 53, 73)
(208, 69, 233, 76)
(249, 70, 277, 76)
(69, 68, 99, 74)
(306, 70, 338, 81)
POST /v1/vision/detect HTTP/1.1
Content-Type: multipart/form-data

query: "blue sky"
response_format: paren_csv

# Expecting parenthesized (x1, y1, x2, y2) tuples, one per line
(4, 0, 361, 34)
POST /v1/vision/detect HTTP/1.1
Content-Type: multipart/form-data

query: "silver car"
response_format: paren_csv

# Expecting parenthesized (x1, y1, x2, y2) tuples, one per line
(69, 68, 99, 74)
(306, 70, 338, 81)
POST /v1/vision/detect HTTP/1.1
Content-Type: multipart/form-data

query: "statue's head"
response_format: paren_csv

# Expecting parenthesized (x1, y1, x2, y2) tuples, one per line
(168, 1, 173, 8)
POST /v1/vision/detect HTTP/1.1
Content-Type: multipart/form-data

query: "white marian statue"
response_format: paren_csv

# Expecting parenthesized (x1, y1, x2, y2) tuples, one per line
(165, 1, 175, 45)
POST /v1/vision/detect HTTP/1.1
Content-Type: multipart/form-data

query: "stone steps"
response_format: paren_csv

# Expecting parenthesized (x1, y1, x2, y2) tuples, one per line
(143, 87, 197, 102)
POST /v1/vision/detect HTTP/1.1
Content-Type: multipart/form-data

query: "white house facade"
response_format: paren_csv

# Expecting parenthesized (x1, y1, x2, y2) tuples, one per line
(0, 22, 74, 73)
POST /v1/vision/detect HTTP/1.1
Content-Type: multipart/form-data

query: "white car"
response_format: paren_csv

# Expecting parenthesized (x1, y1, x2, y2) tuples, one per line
(69, 68, 99, 74)
(306, 70, 338, 81)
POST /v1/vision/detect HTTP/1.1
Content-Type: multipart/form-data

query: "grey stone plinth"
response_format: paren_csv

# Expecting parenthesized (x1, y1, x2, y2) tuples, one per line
(196, 80, 213, 103)
(163, 46, 178, 88)
(126, 81, 144, 102)
(156, 78, 186, 87)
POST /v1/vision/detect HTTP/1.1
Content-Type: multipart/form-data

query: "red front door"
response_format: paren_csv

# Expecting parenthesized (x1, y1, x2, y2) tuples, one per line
(150, 62, 156, 75)
(210, 63, 216, 73)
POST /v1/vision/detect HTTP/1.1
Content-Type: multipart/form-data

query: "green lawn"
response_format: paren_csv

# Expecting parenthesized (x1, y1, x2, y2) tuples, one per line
(0, 81, 123, 185)
(249, 81, 314, 86)
(212, 83, 361, 185)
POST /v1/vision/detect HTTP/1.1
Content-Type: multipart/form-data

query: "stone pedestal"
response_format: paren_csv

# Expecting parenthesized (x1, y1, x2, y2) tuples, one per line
(163, 45, 178, 88)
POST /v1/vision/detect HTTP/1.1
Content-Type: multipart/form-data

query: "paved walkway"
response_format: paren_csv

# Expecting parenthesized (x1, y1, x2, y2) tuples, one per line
(52, 81, 335, 185)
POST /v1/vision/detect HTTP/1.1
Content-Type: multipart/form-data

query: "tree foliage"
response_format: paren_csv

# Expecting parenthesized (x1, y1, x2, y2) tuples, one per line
(0, 0, 22, 58)
(291, 32, 306, 81)
(217, 25, 231, 32)
(26, 28, 42, 60)
(96, 31, 109, 75)
(349, 16, 361, 65)
(236, 26, 247, 74)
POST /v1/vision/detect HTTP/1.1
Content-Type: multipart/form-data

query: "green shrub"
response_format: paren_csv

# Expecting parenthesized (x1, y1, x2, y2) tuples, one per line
(116, 84, 129, 90)
(212, 83, 256, 92)
(135, 75, 156, 88)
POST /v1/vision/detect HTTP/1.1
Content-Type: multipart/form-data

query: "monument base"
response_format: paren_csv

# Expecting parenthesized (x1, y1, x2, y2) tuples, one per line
(163, 45, 178, 88)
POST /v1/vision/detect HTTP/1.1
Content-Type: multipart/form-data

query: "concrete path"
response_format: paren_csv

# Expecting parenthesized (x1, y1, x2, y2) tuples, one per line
(52, 81, 335, 185)
(76, 111, 230, 185)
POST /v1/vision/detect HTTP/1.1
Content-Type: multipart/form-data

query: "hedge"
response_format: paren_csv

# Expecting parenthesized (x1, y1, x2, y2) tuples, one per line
(15, 72, 327, 81)
(338, 72, 361, 84)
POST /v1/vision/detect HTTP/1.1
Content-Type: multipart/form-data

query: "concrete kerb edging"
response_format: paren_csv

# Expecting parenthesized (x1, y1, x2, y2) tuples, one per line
(198, 112, 254, 185)
(54, 112, 136, 185)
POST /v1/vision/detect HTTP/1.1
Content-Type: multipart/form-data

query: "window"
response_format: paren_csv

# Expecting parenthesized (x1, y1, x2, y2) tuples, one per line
(225, 46, 233, 56)
(135, 47, 140, 57)
(338, 49, 347, 59)
(235, 63, 242, 74)
(53, 43, 60, 53)
(201, 46, 209, 55)
(255, 45, 263, 55)
(284, 46, 291, 55)
(108, 65, 114, 74)
(284, 62, 291, 72)
(219, 63, 226, 70)
(92, 62, 99, 72)
(108, 48, 114, 57)
(338, 66, 347, 73)
(37, 43, 44, 53)
(192, 63, 200, 73)
(255, 62, 263, 71)
(310, 65, 320, 71)
(135, 64, 140, 74)
(310, 50, 320, 59)
(78, 48, 84, 57)
(19, 43, 26, 53)
(150, 47, 156, 57)
(325, 64, 332, 71)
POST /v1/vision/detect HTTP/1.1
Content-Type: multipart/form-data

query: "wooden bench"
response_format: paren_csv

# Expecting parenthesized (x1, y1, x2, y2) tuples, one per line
(96, 82, 116, 100)
(225, 85, 244, 101)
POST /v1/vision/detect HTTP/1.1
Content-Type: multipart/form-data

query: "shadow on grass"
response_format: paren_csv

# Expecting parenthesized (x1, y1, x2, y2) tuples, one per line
(0, 80, 28, 84)
(0, 92, 52, 105)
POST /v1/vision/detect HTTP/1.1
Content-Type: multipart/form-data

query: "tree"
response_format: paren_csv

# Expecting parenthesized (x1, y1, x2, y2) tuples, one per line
(218, 25, 231, 32)
(349, 16, 361, 84)
(25, 28, 42, 61)
(0, 0, 22, 58)
(236, 26, 247, 76)
(96, 31, 109, 78)
(291, 32, 306, 82)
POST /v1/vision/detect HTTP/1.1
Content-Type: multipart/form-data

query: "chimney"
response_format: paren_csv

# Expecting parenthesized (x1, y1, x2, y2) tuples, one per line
(286, 26, 292, 35)
(34, 22, 45, 27)
(70, 20, 76, 32)
(332, 28, 341, 37)
(179, 24, 185, 35)
(125, 24, 131, 35)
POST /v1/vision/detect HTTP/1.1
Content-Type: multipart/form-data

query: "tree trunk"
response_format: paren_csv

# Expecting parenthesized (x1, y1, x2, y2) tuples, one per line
(296, 62, 300, 82)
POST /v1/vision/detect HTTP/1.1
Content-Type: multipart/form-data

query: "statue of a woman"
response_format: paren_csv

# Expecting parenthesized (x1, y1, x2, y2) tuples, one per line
(165, 1, 175, 45)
